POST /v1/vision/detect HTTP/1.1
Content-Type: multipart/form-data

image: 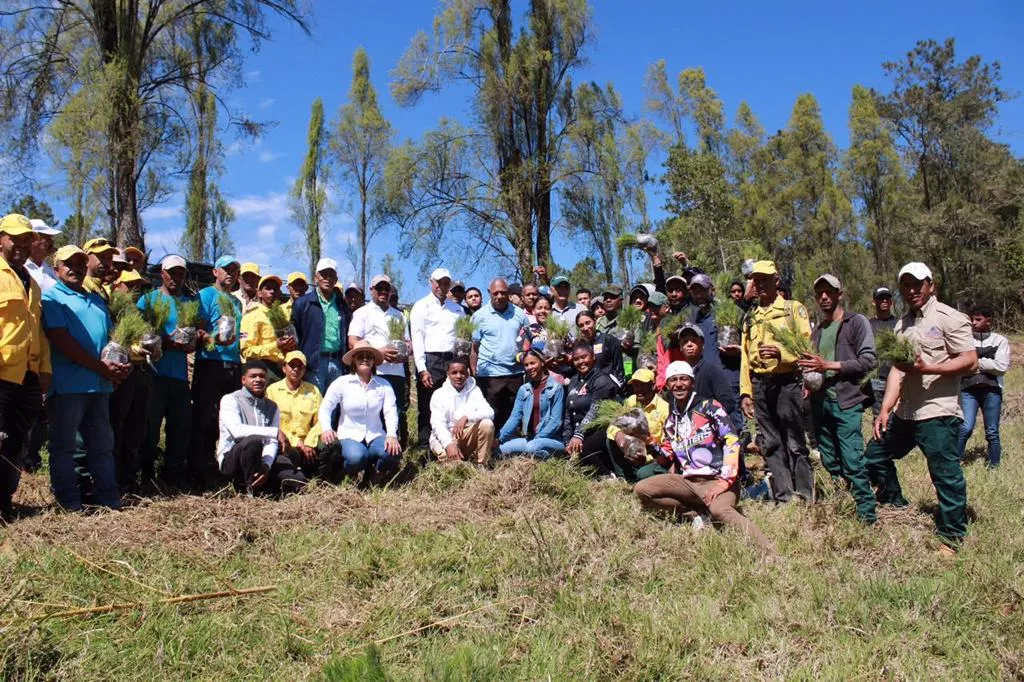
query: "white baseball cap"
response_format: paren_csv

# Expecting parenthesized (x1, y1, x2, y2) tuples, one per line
(370, 274, 392, 288)
(316, 257, 338, 273)
(813, 274, 842, 290)
(898, 262, 932, 282)
(161, 254, 187, 270)
(29, 218, 61, 236)
(430, 267, 452, 282)
(665, 361, 694, 380)
(112, 249, 128, 265)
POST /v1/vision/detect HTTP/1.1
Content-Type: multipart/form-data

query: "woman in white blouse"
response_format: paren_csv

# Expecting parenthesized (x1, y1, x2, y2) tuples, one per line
(319, 341, 402, 482)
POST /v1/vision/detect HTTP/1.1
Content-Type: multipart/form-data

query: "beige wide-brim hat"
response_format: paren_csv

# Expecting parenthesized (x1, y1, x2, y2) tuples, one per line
(342, 339, 384, 367)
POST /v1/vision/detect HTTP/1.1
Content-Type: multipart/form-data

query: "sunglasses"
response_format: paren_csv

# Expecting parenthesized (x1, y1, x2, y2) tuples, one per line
(373, 284, 391, 293)
(354, 353, 376, 363)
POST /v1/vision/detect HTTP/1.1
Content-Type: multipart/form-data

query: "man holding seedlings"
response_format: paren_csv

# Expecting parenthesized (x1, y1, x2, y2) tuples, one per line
(241, 274, 296, 379)
(472, 278, 529, 433)
(797, 274, 878, 523)
(739, 260, 814, 503)
(865, 262, 977, 553)
(137, 254, 197, 490)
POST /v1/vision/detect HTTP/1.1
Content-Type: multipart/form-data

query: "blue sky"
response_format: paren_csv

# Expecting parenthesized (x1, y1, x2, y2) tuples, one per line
(88, 1, 1024, 299)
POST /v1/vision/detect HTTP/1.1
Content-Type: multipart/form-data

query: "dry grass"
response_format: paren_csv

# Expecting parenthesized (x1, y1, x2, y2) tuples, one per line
(2, 362, 1024, 679)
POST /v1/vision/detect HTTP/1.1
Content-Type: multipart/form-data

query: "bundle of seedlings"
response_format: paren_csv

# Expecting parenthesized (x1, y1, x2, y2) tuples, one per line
(107, 289, 139, 323)
(171, 299, 202, 347)
(660, 310, 688, 349)
(636, 329, 658, 372)
(265, 301, 296, 339)
(714, 301, 743, 347)
(453, 316, 478, 357)
(213, 292, 238, 346)
(585, 400, 650, 461)
(612, 304, 644, 345)
(542, 315, 571, 359)
(875, 329, 917, 365)
(770, 318, 822, 391)
(387, 316, 409, 362)
(139, 294, 172, 361)
(101, 310, 151, 365)
(615, 232, 659, 252)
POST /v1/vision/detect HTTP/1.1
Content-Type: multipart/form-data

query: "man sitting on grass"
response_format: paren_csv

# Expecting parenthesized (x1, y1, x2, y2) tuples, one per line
(429, 357, 496, 465)
(217, 360, 307, 496)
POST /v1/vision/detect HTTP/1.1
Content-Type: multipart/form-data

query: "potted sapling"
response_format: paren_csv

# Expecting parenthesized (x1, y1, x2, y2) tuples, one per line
(714, 301, 743, 347)
(172, 299, 202, 348)
(636, 329, 658, 371)
(214, 292, 238, 346)
(612, 304, 644, 346)
(453, 315, 477, 358)
(615, 232, 659, 252)
(542, 314, 571, 360)
(386, 316, 409, 363)
(875, 330, 917, 366)
(139, 293, 171, 362)
(265, 301, 296, 340)
(102, 310, 150, 365)
(586, 399, 651, 463)
(771, 319, 821, 391)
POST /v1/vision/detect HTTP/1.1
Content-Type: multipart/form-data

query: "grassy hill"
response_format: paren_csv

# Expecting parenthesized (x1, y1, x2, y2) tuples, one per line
(1, 362, 1023, 679)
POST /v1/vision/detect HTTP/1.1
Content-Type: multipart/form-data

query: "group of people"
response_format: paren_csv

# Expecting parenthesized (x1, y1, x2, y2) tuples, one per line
(0, 211, 1009, 554)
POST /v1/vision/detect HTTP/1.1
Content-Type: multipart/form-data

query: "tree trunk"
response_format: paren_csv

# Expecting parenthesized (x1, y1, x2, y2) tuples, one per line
(359, 187, 368, 290)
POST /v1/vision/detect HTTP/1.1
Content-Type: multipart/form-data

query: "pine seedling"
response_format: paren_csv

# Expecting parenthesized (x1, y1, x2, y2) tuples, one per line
(875, 329, 917, 364)
(141, 294, 172, 332)
(110, 310, 150, 347)
(454, 315, 478, 341)
(615, 233, 641, 251)
(770, 318, 813, 357)
(265, 301, 291, 331)
(616, 304, 644, 332)
(543, 315, 571, 341)
(714, 301, 743, 329)
(638, 329, 658, 356)
(387, 316, 407, 341)
(659, 310, 688, 348)
(108, 289, 139, 322)
(175, 299, 202, 329)
(215, 291, 237, 317)
(585, 400, 632, 432)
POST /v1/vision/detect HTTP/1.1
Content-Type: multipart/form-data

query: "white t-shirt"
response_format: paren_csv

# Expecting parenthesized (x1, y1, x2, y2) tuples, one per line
(348, 302, 406, 377)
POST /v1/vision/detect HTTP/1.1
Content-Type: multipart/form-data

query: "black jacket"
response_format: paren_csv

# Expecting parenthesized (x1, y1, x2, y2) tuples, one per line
(692, 358, 737, 416)
(563, 369, 619, 442)
(810, 311, 876, 410)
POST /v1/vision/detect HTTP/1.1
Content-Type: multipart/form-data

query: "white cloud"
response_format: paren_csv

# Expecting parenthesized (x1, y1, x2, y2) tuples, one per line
(246, 70, 262, 83)
(259, 150, 282, 163)
(259, 98, 275, 109)
(224, 140, 243, 156)
(228, 192, 290, 223)
(142, 205, 183, 221)
(257, 223, 278, 240)
(144, 228, 183, 258)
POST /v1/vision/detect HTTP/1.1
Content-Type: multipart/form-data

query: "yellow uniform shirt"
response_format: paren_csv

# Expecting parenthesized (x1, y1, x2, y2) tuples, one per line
(0, 256, 51, 384)
(240, 304, 285, 365)
(282, 299, 293, 319)
(83, 275, 110, 303)
(267, 378, 322, 448)
(893, 296, 974, 421)
(607, 393, 670, 445)
(740, 294, 812, 398)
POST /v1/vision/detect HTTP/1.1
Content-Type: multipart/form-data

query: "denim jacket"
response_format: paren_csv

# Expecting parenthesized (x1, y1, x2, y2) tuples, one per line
(499, 374, 565, 442)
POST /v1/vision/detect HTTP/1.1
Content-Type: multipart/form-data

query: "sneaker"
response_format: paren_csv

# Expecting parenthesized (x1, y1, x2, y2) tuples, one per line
(742, 473, 774, 502)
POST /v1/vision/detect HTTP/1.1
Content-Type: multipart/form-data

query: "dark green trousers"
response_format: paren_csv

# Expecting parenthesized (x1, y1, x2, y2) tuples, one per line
(864, 415, 967, 545)
(812, 397, 876, 523)
(635, 460, 671, 481)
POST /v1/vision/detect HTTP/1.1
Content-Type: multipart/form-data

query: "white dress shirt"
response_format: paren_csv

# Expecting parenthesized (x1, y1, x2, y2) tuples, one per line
(348, 302, 407, 377)
(319, 374, 398, 442)
(217, 390, 280, 468)
(410, 292, 465, 373)
(25, 259, 58, 292)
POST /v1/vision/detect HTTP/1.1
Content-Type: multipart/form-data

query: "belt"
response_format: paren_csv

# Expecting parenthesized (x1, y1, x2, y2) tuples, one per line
(752, 371, 798, 384)
(425, 351, 454, 360)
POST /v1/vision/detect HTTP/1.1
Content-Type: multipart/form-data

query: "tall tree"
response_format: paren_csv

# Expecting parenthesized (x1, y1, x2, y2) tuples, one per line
(388, 0, 592, 277)
(9, 195, 56, 225)
(0, 1, 309, 249)
(291, 98, 330, 276)
(332, 47, 392, 290)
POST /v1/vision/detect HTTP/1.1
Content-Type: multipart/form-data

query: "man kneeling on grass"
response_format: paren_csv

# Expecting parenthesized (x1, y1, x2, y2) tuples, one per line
(217, 360, 308, 496)
(635, 361, 774, 552)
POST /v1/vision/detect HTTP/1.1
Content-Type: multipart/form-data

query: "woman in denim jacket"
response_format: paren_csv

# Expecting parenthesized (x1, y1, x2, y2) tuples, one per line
(497, 350, 565, 459)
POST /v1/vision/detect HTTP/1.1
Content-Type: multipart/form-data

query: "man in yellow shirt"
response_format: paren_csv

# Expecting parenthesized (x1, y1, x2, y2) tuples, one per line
(605, 368, 670, 482)
(240, 274, 296, 380)
(738, 260, 813, 503)
(0, 214, 51, 517)
(266, 351, 322, 478)
(283, 272, 307, 318)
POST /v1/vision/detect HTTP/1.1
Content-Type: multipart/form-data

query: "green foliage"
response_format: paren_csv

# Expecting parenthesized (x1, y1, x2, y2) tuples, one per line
(638, 329, 658, 356)
(387, 317, 406, 341)
(875, 329, 917, 364)
(291, 98, 329, 277)
(107, 289, 139, 323)
(615, 305, 643, 332)
(770, 318, 814, 357)
(265, 301, 291, 331)
(216, 292, 236, 317)
(615, 233, 640, 250)
(109, 310, 150, 347)
(714, 301, 742, 329)
(658, 310, 689, 348)
(543, 315, 571, 341)
(175, 300, 202, 329)
(454, 315, 477, 342)
(321, 646, 388, 682)
(141, 295, 172, 332)
(584, 400, 631, 432)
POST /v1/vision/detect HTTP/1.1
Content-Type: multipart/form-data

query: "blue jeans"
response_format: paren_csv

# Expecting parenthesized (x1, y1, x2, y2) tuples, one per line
(958, 388, 1002, 466)
(48, 393, 121, 510)
(340, 436, 399, 475)
(498, 437, 564, 460)
(313, 354, 343, 393)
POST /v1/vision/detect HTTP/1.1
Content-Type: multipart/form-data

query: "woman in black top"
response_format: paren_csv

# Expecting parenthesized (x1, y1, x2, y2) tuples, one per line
(564, 341, 621, 473)
(570, 310, 625, 387)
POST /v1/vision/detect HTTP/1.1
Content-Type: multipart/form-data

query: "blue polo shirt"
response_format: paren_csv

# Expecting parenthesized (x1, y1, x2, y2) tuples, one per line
(472, 302, 528, 377)
(41, 282, 113, 395)
(138, 289, 194, 382)
(196, 285, 242, 363)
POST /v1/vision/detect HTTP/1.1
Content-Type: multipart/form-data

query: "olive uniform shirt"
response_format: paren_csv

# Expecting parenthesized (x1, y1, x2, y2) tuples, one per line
(892, 295, 974, 421)
(739, 294, 812, 398)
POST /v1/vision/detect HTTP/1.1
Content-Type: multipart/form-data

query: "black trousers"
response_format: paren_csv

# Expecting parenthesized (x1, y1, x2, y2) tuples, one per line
(477, 374, 523, 435)
(0, 372, 43, 510)
(220, 435, 307, 496)
(576, 430, 614, 476)
(752, 373, 812, 502)
(380, 373, 409, 447)
(109, 365, 152, 490)
(190, 359, 242, 486)
(416, 352, 453, 445)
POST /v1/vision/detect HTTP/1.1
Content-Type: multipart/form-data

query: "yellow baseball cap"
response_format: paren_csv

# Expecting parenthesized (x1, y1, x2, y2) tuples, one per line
(751, 260, 778, 276)
(258, 274, 282, 289)
(287, 271, 307, 285)
(284, 350, 307, 365)
(628, 368, 656, 384)
(0, 213, 33, 236)
(83, 237, 116, 255)
(240, 262, 260, 276)
(55, 244, 87, 263)
(116, 269, 144, 285)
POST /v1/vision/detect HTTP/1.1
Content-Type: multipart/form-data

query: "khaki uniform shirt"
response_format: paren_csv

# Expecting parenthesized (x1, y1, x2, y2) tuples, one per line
(740, 294, 812, 397)
(893, 296, 974, 421)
